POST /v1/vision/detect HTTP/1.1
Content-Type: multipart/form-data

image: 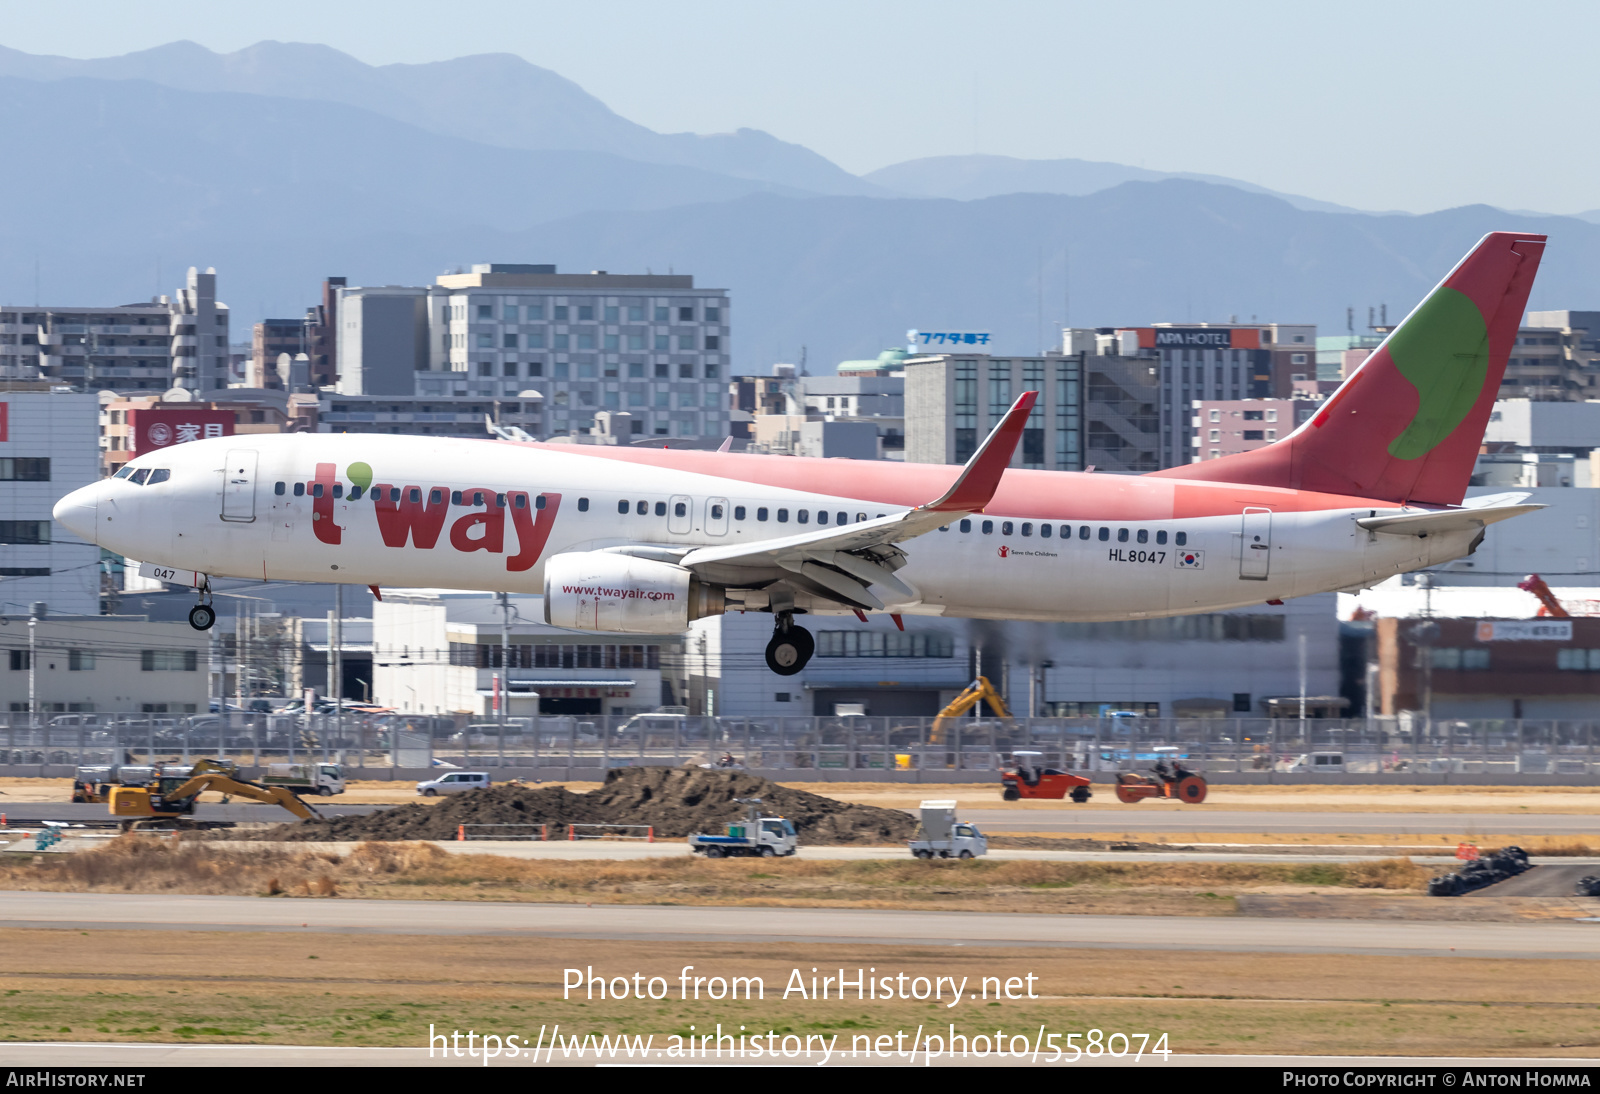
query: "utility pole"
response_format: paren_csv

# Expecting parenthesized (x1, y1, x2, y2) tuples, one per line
(334, 586, 343, 753)
(1297, 632, 1307, 735)
(28, 602, 40, 731)
(498, 591, 511, 733)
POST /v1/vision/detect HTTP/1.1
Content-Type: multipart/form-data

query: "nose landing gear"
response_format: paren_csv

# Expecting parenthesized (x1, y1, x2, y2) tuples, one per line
(187, 580, 216, 631)
(764, 612, 814, 675)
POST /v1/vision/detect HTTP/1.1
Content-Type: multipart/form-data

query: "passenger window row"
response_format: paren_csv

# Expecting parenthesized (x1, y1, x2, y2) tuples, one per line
(271, 481, 544, 510)
(610, 501, 881, 526)
(950, 519, 1187, 546)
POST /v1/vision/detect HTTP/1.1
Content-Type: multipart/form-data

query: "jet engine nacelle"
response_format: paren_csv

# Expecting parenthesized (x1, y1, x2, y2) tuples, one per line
(542, 551, 725, 634)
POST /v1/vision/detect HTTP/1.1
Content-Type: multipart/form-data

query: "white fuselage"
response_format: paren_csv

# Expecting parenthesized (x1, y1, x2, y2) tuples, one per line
(56, 434, 1479, 623)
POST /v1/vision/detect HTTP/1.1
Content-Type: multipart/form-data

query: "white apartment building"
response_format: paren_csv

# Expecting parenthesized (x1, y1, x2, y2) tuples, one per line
(0, 267, 231, 394)
(1, 387, 100, 615)
(337, 265, 731, 440)
(372, 591, 674, 718)
(0, 614, 211, 714)
(690, 594, 1338, 720)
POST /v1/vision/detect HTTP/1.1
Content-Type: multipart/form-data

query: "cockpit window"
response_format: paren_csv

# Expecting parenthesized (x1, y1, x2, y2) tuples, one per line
(146, 469, 171, 485)
(113, 466, 134, 479)
(129, 469, 150, 485)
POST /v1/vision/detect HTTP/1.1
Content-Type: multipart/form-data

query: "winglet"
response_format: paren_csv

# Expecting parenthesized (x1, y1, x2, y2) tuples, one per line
(924, 390, 1038, 513)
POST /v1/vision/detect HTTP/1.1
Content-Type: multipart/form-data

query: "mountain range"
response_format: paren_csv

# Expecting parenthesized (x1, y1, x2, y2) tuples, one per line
(0, 40, 1593, 370)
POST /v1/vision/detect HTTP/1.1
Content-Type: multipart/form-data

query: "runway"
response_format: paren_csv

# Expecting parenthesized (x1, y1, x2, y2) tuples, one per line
(960, 809, 1600, 835)
(3, 1042, 1596, 1068)
(2, 890, 1596, 958)
(0, 802, 383, 823)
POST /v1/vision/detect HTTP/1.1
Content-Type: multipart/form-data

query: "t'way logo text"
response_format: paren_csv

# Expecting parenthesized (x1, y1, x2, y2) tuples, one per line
(303, 463, 561, 572)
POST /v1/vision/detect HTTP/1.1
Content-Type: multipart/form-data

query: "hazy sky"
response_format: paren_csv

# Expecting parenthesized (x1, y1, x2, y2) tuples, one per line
(2, 0, 1594, 215)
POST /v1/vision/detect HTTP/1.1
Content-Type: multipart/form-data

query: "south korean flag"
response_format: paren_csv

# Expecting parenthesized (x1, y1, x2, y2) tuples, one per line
(1175, 550, 1204, 570)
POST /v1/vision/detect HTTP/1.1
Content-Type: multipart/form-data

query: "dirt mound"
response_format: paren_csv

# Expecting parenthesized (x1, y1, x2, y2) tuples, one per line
(265, 767, 917, 845)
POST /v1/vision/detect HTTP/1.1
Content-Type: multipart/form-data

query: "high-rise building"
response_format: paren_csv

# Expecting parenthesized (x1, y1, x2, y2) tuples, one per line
(903, 354, 1086, 470)
(335, 265, 731, 440)
(1, 385, 100, 614)
(0, 267, 230, 394)
(1190, 398, 1319, 462)
(250, 318, 305, 389)
(1079, 324, 1315, 469)
(1507, 312, 1600, 400)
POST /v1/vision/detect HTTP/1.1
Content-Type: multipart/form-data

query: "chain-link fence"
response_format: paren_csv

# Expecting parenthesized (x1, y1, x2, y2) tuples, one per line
(2, 711, 1597, 779)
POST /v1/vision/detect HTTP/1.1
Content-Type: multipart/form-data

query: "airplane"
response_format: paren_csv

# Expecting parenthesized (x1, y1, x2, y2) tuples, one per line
(54, 231, 1546, 677)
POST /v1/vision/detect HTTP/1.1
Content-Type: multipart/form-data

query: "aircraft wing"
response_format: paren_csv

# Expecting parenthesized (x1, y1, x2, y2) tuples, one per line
(623, 391, 1037, 611)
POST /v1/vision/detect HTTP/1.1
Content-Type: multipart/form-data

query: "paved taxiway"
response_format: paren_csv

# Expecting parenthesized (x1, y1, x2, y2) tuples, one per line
(961, 809, 1600, 834)
(2, 891, 1596, 958)
(3, 1043, 1595, 1068)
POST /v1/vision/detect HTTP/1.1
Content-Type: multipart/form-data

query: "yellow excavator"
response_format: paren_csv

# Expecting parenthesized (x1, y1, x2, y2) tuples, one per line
(930, 676, 1012, 745)
(107, 758, 322, 827)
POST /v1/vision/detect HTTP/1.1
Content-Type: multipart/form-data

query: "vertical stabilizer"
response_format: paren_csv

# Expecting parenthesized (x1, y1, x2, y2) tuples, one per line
(1149, 232, 1547, 505)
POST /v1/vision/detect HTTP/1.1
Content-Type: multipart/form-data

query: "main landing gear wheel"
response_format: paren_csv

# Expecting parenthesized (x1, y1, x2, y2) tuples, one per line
(187, 604, 216, 631)
(764, 619, 814, 676)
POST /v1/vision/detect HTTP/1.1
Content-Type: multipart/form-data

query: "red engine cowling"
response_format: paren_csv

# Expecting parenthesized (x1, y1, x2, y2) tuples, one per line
(542, 552, 724, 634)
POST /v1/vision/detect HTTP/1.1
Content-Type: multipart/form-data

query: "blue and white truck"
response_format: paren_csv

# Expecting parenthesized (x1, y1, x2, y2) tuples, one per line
(688, 798, 798, 858)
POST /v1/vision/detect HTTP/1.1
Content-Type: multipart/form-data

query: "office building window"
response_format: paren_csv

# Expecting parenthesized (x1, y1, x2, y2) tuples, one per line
(0, 521, 49, 544)
(0, 459, 49, 481)
(141, 650, 198, 671)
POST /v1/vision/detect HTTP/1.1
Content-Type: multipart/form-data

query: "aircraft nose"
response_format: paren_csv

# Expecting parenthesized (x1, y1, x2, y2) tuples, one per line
(52, 482, 100, 543)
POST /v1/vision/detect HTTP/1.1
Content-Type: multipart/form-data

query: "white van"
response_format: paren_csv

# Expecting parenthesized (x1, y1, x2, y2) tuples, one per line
(1281, 751, 1344, 773)
(416, 771, 491, 796)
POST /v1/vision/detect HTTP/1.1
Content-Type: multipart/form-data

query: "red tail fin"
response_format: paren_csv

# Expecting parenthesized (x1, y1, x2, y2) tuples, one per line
(1149, 232, 1547, 505)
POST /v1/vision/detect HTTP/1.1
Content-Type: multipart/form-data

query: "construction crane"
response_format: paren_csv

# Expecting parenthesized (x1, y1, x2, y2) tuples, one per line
(1517, 573, 1571, 618)
(930, 676, 1011, 745)
(107, 758, 323, 827)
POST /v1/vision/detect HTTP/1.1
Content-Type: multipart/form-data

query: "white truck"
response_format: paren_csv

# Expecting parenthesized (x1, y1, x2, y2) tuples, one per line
(909, 799, 987, 860)
(260, 763, 346, 797)
(688, 798, 798, 858)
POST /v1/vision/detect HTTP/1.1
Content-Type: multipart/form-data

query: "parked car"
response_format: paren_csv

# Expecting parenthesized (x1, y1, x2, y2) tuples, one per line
(416, 771, 491, 796)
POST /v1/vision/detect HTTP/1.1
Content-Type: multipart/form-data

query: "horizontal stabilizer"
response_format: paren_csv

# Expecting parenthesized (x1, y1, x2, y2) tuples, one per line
(1355, 503, 1544, 536)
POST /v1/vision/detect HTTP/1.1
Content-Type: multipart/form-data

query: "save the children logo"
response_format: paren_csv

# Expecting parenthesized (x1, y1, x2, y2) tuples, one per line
(997, 545, 1009, 558)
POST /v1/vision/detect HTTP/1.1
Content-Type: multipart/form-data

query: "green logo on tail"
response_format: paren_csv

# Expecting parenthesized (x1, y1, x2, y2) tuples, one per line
(1384, 287, 1490, 461)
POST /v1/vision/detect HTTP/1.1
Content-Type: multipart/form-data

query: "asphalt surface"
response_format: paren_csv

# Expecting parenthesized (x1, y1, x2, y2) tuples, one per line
(2, 1043, 1593, 1068)
(0, 802, 384, 823)
(2, 891, 1597, 957)
(1465, 863, 1596, 898)
(960, 808, 1600, 835)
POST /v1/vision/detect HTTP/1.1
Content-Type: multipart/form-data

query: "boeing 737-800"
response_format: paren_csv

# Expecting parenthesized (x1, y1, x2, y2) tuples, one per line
(53, 232, 1546, 676)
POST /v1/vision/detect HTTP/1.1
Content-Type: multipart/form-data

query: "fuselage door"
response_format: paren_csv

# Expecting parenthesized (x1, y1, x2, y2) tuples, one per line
(668, 494, 693, 535)
(221, 450, 258, 523)
(1240, 506, 1272, 580)
(706, 497, 729, 537)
